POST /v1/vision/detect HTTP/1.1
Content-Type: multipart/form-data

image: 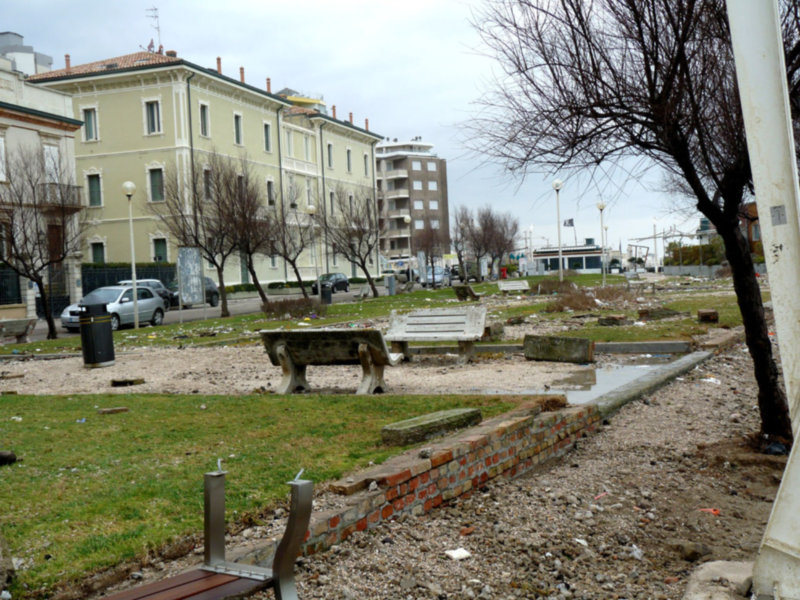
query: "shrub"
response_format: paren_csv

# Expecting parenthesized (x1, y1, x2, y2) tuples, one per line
(535, 278, 578, 295)
(261, 297, 327, 319)
(593, 286, 634, 303)
(224, 283, 257, 293)
(544, 289, 598, 312)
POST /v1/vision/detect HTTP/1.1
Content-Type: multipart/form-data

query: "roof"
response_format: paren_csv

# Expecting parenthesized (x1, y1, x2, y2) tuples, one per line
(0, 99, 83, 128)
(28, 51, 180, 81)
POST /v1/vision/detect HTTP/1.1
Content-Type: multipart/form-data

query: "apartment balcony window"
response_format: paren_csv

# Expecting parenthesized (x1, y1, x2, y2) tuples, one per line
(145, 100, 161, 134)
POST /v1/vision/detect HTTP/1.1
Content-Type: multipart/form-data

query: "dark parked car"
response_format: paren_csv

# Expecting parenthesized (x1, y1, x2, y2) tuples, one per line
(167, 277, 220, 307)
(117, 279, 172, 310)
(311, 273, 349, 294)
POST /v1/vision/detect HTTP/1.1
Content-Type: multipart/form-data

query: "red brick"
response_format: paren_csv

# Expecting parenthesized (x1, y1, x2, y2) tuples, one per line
(404, 494, 415, 507)
(485, 457, 492, 467)
(386, 486, 399, 502)
(438, 478, 449, 491)
(492, 454, 500, 465)
(399, 483, 408, 495)
(380, 469, 412, 487)
(449, 475, 455, 484)
(329, 515, 340, 529)
(381, 504, 393, 519)
(341, 524, 356, 541)
(432, 494, 443, 508)
(356, 517, 368, 532)
(408, 476, 420, 492)
(459, 457, 467, 466)
(368, 510, 381, 524)
(420, 472, 430, 484)
(393, 499, 404, 512)
(304, 529, 311, 542)
(427, 482, 438, 495)
(430, 450, 453, 468)
(417, 488, 428, 500)
(424, 498, 433, 512)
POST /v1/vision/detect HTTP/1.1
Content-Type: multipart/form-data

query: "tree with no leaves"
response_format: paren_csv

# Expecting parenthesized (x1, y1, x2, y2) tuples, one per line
(471, 0, 794, 442)
(314, 184, 382, 297)
(451, 205, 473, 282)
(0, 144, 85, 339)
(270, 178, 316, 299)
(415, 219, 448, 287)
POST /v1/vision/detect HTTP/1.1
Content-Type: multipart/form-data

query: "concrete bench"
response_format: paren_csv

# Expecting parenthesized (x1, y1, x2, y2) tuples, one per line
(497, 280, 530, 295)
(0, 318, 37, 344)
(103, 469, 313, 600)
(385, 305, 487, 362)
(260, 328, 403, 394)
(452, 284, 482, 302)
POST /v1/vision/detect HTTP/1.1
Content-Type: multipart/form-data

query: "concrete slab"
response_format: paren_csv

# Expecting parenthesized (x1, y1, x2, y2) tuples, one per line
(682, 560, 753, 599)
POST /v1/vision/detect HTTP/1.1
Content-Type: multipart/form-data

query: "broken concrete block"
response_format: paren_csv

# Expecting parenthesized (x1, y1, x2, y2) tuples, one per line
(381, 408, 482, 446)
(597, 314, 630, 326)
(697, 309, 719, 323)
(523, 335, 595, 364)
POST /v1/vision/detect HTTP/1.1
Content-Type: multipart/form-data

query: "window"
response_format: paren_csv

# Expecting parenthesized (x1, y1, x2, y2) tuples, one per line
(428, 181, 438, 191)
(83, 108, 98, 141)
(414, 200, 424, 210)
(87, 174, 102, 207)
(349, 194, 354, 213)
(149, 168, 164, 202)
(234, 114, 242, 145)
(429, 200, 439, 210)
(0, 137, 5, 182)
(199, 103, 209, 137)
(411, 160, 422, 170)
(267, 180, 275, 206)
(346, 149, 352, 172)
(414, 219, 424, 230)
(327, 143, 333, 168)
(305, 179, 312, 206)
(330, 191, 335, 215)
(145, 100, 161, 134)
(364, 153, 369, 176)
(263, 123, 271, 151)
(203, 169, 212, 201)
(90, 242, 105, 264)
(427, 161, 437, 171)
(153, 238, 167, 262)
(412, 180, 423, 191)
(304, 135, 311, 161)
(431, 220, 440, 229)
(285, 129, 293, 157)
(43, 145, 59, 182)
(753, 223, 761, 241)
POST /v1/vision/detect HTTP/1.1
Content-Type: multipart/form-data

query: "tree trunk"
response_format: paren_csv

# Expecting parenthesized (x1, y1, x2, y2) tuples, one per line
(215, 266, 230, 317)
(358, 261, 379, 297)
(289, 262, 309, 299)
(36, 279, 58, 340)
(721, 224, 793, 441)
(246, 259, 269, 305)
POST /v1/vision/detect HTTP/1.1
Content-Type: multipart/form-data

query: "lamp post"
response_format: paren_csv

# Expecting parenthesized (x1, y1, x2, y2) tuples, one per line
(604, 224, 608, 276)
(307, 204, 320, 296)
(122, 181, 139, 329)
(596, 201, 606, 286)
(552, 179, 564, 282)
(403, 214, 413, 277)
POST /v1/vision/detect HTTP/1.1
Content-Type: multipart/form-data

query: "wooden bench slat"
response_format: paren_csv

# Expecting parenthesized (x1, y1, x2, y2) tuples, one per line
(185, 574, 268, 600)
(101, 570, 233, 600)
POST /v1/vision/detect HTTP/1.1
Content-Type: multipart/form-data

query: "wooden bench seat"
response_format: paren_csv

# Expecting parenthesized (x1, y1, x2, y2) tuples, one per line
(260, 328, 403, 394)
(101, 568, 267, 600)
(497, 280, 530, 295)
(0, 318, 37, 344)
(385, 306, 487, 362)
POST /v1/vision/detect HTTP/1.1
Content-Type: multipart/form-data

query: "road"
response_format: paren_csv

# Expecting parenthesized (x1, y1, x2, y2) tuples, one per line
(26, 288, 365, 344)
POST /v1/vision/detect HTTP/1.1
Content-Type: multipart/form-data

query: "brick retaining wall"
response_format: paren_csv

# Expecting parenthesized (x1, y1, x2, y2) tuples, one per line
(239, 403, 601, 567)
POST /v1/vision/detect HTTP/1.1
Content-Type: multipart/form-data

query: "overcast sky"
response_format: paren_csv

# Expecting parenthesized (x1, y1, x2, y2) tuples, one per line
(6, 0, 702, 259)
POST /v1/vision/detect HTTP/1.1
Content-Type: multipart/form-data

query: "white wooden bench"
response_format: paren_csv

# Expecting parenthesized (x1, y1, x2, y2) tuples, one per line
(260, 328, 403, 395)
(0, 318, 37, 344)
(497, 280, 530, 295)
(452, 284, 482, 302)
(385, 306, 487, 362)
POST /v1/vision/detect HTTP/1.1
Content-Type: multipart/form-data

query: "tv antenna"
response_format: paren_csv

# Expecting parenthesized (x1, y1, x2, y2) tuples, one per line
(146, 7, 161, 49)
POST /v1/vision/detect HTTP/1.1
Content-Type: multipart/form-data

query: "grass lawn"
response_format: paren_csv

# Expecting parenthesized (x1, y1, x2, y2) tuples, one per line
(1, 392, 516, 595)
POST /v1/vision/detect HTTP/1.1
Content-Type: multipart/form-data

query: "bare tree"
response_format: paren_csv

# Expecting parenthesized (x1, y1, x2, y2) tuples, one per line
(487, 211, 519, 277)
(0, 144, 84, 339)
(271, 178, 315, 299)
(415, 220, 447, 287)
(152, 151, 238, 317)
(224, 155, 275, 305)
(315, 184, 382, 297)
(451, 206, 473, 282)
(467, 205, 495, 281)
(470, 0, 794, 442)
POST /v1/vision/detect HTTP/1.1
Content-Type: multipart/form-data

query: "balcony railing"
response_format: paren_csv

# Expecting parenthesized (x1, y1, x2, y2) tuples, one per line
(385, 227, 412, 239)
(36, 183, 84, 213)
(379, 169, 408, 180)
(381, 188, 409, 200)
(386, 209, 411, 219)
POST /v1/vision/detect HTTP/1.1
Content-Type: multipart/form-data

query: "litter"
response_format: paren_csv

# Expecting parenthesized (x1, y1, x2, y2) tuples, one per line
(445, 548, 471, 560)
(698, 508, 720, 516)
(593, 491, 608, 500)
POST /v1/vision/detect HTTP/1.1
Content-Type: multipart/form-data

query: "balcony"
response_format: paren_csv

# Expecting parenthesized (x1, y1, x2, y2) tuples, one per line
(385, 226, 412, 239)
(379, 169, 408, 180)
(35, 183, 84, 214)
(386, 209, 411, 219)
(381, 188, 409, 200)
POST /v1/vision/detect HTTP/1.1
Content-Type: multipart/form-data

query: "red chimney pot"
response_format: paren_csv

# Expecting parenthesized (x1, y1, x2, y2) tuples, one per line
(332, 105, 337, 119)
(65, 54, 71, 72)
(216, 57, 221, 73)
(239, 67, 245, 83)
(349, 112, 353, 124)
(266, 77, 271, 93)
(365, 118, 369, 131)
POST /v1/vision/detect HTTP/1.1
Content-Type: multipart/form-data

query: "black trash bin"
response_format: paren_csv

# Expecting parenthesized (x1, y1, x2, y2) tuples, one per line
(320, 283, 333, 305)
(79, 303, 115, 368)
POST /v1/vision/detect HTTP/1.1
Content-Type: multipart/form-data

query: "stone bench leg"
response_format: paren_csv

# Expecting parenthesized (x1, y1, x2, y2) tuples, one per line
(275, 343, 310, 394)
(457, 341, 475, 364)
(391, 341, 410, 361)
(357, 343, 387, 394)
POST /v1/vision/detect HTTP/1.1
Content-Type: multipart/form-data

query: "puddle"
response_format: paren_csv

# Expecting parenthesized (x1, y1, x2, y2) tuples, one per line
(532, 362, 666, 405)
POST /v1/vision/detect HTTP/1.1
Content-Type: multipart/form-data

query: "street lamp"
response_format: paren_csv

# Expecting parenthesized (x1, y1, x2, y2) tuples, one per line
(122, 181, 139, 329)
(596, 201, 606, 286)
(307, 204, 320, 296)
(403, 214, 413, 281)
(552, 179, 564, 282)
(604, 224, 608, 277)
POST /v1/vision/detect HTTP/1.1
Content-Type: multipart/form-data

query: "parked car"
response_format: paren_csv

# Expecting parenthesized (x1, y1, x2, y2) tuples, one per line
(395, 268, 420, 284)
(311, 272, 349, 294)
(451, 263, 479, 282)
(117, 279, 173, 311)
(60, 285, 165, 332)
(167, 277, 220, 308)
(423, 266, 451, 288)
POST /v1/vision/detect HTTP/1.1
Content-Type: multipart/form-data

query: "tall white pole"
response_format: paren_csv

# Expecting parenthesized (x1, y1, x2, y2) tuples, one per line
(653, 223, 658, 273)
(553, 179, 563, 282)
(728, 1, 800, 596)
(597, 202, 606, 286)
(123, 181, 138, 329)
